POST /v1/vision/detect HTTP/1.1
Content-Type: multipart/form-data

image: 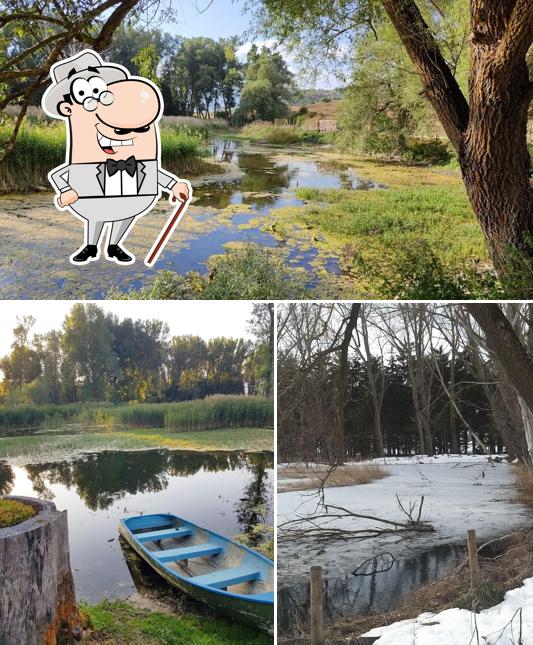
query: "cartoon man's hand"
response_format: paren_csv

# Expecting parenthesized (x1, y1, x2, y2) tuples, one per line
(59, 189, 79, 207)
(171, 182, 191, 204)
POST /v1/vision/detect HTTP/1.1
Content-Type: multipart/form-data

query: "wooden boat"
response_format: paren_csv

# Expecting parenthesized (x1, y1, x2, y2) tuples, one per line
(119, 513, 274, 632)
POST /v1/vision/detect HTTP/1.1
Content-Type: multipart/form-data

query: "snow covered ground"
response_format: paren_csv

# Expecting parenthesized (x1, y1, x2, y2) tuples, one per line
(278, 457, 529, 586)
(364, 577, 533, 644)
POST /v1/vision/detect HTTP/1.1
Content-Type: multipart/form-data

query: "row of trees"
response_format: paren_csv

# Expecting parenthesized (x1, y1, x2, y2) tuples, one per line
(110, 31, 295, 121)
(2, 5, 295, 140)
(0, 303, 273, 405)
(107, 28, 244, 118)
(278, 303, 533, 465)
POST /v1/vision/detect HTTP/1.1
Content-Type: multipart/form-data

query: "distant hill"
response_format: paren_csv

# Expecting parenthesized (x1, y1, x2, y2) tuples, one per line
(291, 99, 342, 119)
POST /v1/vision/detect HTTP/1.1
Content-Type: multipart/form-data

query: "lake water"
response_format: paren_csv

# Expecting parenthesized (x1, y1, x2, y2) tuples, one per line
(0, 449, 273, 603)
(0, 139, 381, 298)
(278, 543, 464, 633)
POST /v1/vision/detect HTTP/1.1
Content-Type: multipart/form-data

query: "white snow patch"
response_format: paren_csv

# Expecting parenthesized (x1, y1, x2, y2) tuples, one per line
(364, 577, 533, 644)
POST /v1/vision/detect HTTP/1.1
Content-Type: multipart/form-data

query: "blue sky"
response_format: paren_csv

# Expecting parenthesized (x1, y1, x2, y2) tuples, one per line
(168, 0, 251, 39)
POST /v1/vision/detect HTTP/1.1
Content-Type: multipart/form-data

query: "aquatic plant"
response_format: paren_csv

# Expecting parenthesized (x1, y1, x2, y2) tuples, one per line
(240, 122, 327, 145)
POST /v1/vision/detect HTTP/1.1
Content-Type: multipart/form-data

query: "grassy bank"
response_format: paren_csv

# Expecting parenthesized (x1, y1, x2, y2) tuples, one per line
(0, 118, 224, 192)
(0, 395, 273, 435)
(267, 179, 497, 299)
(0, 427, 274, 461)
(82, 599, 270, 644)
(278, 463, 388, 493)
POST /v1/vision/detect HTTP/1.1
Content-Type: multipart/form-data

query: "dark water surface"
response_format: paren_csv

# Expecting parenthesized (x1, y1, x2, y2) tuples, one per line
(0, 449, 273, 603)
(278, 543, 464, 634)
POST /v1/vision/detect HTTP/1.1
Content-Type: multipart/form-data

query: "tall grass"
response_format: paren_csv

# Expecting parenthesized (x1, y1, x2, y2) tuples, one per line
(0, 116, 210, 192)
(240, 121, 327, 145)
(0, 402, 86, 434)
(0, 395, 273, 436)
(163, 395, 273, 432)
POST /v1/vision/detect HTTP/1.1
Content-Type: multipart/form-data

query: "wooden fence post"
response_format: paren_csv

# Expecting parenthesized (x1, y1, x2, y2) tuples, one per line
(467, 529, 480, 590)
(310, 565, 323, 645)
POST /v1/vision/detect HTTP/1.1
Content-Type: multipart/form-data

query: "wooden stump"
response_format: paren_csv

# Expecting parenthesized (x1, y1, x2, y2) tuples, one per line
(0, 496, 79, 645)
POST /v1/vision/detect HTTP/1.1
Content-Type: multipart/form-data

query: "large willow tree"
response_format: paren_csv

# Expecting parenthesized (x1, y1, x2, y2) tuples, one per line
(251, 0, 533, 271)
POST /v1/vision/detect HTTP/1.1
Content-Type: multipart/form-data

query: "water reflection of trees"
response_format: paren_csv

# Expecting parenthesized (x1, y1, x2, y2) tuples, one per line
(23, 450, 273, 512)
(235, 452, 273, 544)
(0, 461, 14, 495)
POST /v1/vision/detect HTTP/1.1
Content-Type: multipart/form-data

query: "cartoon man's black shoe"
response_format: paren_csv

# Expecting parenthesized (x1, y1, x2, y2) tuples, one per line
(71, 245, 98, 263)
(107, 244, 134, 264)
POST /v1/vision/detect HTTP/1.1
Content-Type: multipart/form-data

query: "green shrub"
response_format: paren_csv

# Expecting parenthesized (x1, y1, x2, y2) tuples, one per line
(112, 246, 309, 300)
(406, 139, 452, 165)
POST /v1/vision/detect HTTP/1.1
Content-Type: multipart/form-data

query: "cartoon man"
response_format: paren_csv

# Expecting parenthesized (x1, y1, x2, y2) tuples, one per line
(42, 49, 191, 265)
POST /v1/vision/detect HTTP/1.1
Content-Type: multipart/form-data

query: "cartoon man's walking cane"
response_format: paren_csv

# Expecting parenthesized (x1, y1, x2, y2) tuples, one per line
(145, 191, 191, 267)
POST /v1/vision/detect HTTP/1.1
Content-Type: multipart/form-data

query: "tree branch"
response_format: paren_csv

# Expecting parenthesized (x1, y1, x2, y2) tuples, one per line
(381, 0, 469, 152)
(496, 0, 533, 68)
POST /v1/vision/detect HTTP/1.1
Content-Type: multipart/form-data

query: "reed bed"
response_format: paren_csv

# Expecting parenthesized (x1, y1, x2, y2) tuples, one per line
(163, 395, 273, 432)
(0, 395, 273, 435)
(240, 121, 326, 145)
(0, 402, 86, 434)
(0, 117, 211, 192)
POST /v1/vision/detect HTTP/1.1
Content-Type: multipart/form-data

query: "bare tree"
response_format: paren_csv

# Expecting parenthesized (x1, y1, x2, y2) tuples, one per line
(355, 305, 385, 457)
(465, 303, 533, 463)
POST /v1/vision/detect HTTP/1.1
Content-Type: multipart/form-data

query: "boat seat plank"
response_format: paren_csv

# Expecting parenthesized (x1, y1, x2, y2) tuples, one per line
(137, 527, 193, 543)
(153, 542, 223, 563)
(191, 565, 261, 589)
(251, 592, 274, 602)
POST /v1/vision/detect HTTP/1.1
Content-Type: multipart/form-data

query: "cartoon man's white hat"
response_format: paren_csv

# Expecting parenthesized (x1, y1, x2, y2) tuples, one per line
(42, 50, 128, 118)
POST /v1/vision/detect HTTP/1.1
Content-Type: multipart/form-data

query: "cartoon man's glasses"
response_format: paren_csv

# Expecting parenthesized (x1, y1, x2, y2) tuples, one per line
(71, 76, 114, 111)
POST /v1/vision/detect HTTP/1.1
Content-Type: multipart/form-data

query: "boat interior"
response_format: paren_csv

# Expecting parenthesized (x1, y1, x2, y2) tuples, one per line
(125, 514, 274, 599)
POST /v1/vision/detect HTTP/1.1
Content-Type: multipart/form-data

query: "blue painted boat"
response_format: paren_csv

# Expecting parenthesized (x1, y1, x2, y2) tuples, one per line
(119, 513, 274, 632)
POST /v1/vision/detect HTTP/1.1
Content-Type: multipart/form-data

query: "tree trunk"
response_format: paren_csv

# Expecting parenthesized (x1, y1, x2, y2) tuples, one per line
(0, 497, 79, 644)
(466, 304, 533, 414)
(462, 4, 533, 265)
(336, 304, 361, 463)
(382, 0, 533, 268)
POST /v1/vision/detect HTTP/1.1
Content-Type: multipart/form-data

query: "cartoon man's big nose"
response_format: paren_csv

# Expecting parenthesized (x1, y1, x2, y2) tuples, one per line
(42, 50, 191, 265)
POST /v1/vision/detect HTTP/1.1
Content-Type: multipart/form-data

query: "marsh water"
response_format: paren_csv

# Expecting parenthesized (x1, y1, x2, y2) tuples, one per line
(0, 138, 381, 298)
(0, 449, 273, 602)
(278, 543, 464, 633)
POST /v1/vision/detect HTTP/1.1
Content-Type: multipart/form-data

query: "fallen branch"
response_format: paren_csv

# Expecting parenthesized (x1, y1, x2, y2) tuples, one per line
(279, 496, 434, 543)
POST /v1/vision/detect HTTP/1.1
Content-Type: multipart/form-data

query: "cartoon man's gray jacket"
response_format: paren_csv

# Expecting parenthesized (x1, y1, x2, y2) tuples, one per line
(49, 160, 176, 199)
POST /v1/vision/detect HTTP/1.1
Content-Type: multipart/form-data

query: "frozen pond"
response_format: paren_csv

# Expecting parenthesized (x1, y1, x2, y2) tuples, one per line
(277, 458, 531, 630)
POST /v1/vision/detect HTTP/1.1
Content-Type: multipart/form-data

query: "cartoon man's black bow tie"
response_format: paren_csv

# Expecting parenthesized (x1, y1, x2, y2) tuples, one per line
(106, 156, 137, 177)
